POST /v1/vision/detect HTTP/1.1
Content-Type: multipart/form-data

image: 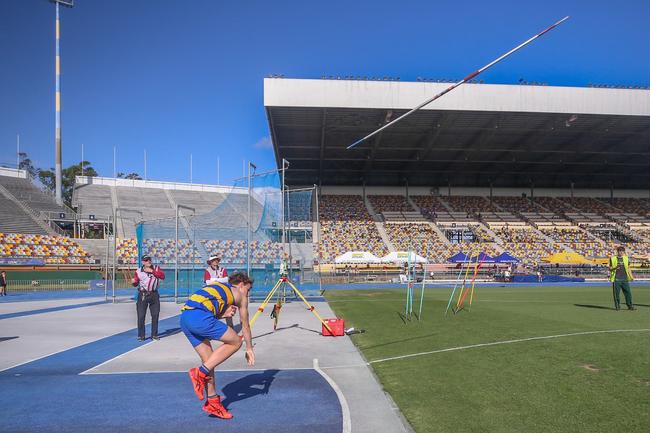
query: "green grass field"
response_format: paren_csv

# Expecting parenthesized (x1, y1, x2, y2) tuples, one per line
(325, 284, 650, 433)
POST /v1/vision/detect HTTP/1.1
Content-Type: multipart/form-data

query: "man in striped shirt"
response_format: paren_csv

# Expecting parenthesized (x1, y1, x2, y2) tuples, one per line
(181, 272, 255, 419)
(131, 255, 165, 341)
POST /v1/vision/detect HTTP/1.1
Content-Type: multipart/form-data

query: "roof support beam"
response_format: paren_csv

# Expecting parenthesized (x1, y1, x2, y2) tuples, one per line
(317, 109, 328, 184)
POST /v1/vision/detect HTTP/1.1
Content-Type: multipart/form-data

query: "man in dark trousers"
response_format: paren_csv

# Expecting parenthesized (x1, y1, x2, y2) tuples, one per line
(132, 255, 166, 340)
(609, 246, 635, 311)
(0, 271, 7, 296)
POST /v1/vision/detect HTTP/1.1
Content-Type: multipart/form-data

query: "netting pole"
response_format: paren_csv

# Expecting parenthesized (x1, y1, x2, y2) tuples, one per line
(287, 188, 292, 279)
(112, 207, 116, 303)
(247, 162, 256, 277)
(175, 205, 179, 303)
(314, 184, 322, 294)
(104, 216, 109, 302)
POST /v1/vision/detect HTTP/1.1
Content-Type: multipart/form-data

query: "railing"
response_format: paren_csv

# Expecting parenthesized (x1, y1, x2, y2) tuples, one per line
(6, 279, 91, 292)
(39, 211, 67, 236)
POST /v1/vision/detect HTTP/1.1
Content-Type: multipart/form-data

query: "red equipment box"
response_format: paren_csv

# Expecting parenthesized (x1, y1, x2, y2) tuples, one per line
(322, 318, 345, 337)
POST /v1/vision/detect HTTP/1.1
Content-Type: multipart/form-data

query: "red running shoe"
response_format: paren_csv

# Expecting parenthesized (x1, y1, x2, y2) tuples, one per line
(202, 396, 233, 419)
(188, 367, 209, 400)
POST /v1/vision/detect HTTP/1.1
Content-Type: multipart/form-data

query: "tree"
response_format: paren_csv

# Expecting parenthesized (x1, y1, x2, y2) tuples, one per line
(117, 172, 142, 180)
(18, 152, 38, 178)
(39, 161, 98, 207)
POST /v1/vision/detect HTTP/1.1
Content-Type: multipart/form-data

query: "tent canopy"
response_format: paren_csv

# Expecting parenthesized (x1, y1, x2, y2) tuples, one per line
(334, 251, 381, 264)
(493, 252, 520, 263)
(381, 251, 428, 264)
(472, 252, 495, 263)
(448, 252, 470, 263)
(543, 252, 594, 265)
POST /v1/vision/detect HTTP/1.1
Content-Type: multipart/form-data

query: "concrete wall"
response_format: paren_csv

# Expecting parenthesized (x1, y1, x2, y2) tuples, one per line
(75, 176, 243, 194)
(0, 168, 27, 179)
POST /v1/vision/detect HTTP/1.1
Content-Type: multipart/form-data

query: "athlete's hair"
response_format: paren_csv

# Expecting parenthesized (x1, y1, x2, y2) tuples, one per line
(229, 272, 254, 287)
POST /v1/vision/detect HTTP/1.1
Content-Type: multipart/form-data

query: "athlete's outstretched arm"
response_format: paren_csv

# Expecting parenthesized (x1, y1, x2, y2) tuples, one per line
(238, 295, 255, 365)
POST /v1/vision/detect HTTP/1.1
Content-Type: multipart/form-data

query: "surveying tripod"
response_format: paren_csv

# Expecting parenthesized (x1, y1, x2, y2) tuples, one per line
(249, 275, 333, 334)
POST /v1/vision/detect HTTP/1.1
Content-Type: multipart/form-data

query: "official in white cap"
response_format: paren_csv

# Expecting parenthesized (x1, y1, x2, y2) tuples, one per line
(204, 253, 229, 285)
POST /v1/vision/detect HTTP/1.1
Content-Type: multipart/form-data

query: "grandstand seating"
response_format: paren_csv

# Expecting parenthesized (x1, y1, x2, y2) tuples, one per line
(319, 195, 388, 261)
(140, 239, 202, 265)
(608, 198, 650, 215)
(490, 196, 540, 213)
(383, 223, 450, 261)
(0, 232, 91, 264)
(368, 195, 414, 213)
(534, 197, 569, 214)
(539, 227, 608, 259)
(444, 196, 497, 213)
(496, 227, 560, 264)
(201, 239, 282, 265)
(563, 197, 617, 214)
(116, 238, 137, 264)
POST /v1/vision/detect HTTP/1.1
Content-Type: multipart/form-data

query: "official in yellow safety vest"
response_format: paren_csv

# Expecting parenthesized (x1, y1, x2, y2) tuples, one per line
(609, 246, 635, 311)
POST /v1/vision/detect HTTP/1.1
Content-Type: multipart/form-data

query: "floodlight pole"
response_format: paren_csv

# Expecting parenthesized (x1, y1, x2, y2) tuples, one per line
(50, 0, 74, 205)
(347, 16, 569, 149)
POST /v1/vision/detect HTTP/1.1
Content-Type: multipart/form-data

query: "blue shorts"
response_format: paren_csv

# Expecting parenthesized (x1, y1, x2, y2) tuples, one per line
(180, 308, 228, 347)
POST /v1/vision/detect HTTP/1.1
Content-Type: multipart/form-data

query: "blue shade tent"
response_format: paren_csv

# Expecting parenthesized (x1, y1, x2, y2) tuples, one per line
(493, 252, 520, 263)
(448, 252, 470, 263)
(472, 252, 495, 263)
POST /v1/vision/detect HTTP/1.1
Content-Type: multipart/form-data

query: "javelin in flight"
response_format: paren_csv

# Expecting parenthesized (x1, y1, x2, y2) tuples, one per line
(347, 16, 570, 150)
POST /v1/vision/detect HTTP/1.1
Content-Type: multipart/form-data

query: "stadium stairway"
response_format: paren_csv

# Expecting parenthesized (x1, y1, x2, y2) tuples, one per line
(435, 196, 455, 212)
(593, 197, 622, 213)
(407, 195, 421, 213)
(364, 196, 381, 221)
(75, 239, 108, 265)
(427, 222, 451, 245)
(375, 222, 396, 252)
(479, 223, 505, 246)
(533, 227, 573, 253)
(0, 183, 54, 235)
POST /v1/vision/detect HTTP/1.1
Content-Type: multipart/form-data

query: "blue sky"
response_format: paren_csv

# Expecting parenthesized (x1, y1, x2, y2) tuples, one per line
(1, 0, 649, 185)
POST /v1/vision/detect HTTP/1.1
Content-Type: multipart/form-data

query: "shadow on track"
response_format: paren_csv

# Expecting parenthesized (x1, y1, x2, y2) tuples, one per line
(221, 369, 279, 409)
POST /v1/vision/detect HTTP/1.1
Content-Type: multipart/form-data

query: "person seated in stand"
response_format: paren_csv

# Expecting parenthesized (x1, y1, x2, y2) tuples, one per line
(182, 272, 255, 420)
(204, 254, 228, 285)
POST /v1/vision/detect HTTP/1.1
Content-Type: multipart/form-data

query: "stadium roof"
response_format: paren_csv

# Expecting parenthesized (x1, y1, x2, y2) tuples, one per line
(264, 78, 650, 189)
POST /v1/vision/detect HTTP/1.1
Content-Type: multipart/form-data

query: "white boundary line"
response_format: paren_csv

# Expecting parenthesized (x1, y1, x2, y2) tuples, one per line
(368, 328, 650, 364)
(313, 358, 352, 433)
(82, 366, 314, 375)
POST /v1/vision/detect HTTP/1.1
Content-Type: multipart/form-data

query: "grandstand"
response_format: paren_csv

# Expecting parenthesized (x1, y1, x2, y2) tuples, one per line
(266, 78, 650, 268)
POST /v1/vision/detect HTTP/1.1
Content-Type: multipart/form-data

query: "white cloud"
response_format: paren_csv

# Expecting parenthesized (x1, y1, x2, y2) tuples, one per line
(253, 136, 273, 149)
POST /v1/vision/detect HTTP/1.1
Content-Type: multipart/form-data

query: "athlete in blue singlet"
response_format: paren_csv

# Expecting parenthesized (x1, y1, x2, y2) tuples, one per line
(181, 272, 255, 420)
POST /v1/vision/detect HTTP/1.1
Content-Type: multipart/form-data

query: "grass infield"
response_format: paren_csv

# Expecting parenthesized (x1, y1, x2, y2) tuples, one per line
(325, 285, 650, 433)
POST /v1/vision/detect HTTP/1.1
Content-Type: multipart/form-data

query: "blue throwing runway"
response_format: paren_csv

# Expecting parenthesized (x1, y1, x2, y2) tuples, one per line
(0, 315, 342, 433)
